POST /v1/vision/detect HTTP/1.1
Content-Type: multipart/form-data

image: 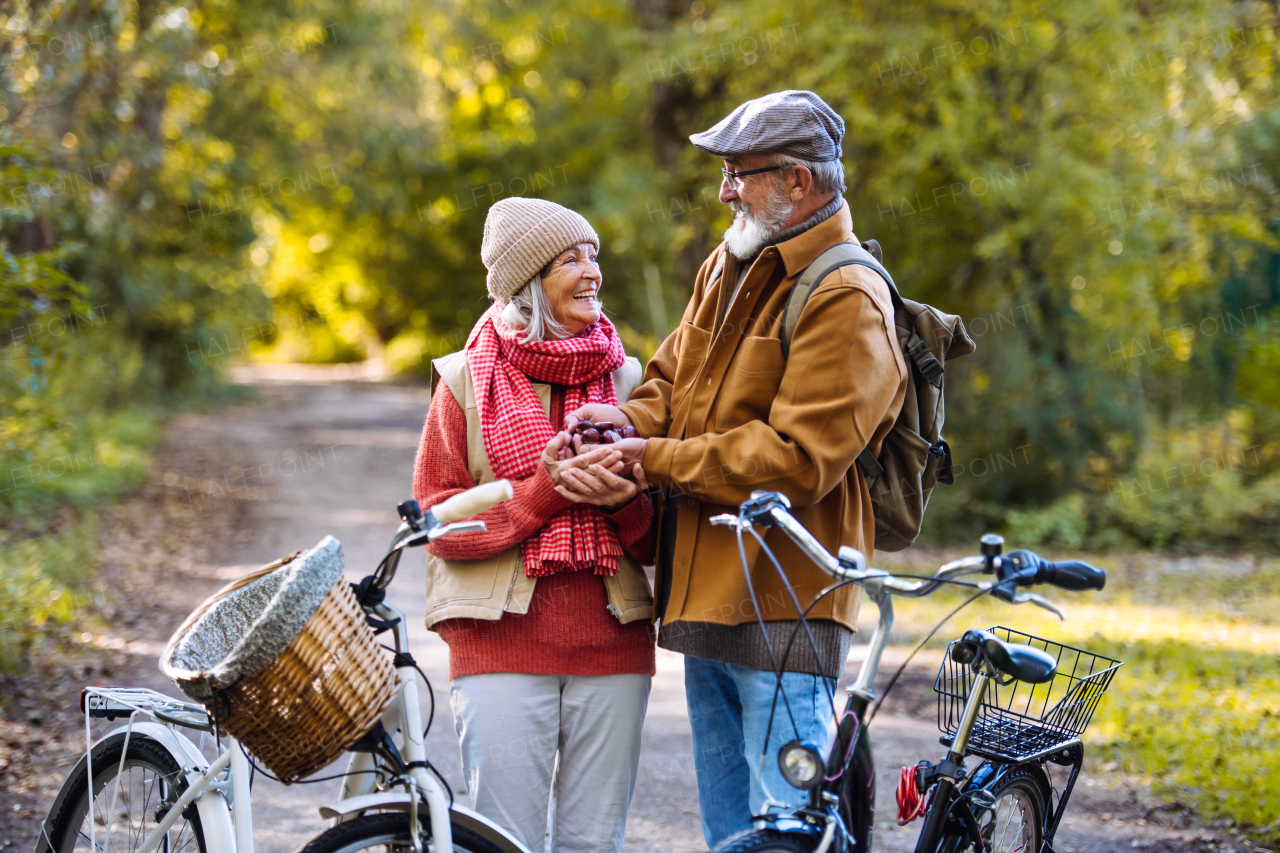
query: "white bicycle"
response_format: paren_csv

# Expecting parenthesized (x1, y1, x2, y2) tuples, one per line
(35, 481, 534, 853)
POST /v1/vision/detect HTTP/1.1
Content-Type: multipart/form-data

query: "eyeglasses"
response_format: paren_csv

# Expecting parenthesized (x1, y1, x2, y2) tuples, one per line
(721, 165, 785, 187)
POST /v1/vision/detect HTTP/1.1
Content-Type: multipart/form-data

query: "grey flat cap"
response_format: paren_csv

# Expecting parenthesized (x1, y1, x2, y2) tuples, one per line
(690, 90, 844, 162)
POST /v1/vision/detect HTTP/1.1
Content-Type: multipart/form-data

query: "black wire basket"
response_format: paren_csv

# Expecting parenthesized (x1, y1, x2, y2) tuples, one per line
(934, 626, 1123, 762)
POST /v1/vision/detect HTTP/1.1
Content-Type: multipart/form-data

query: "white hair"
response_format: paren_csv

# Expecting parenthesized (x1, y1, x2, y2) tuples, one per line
(498, 265, 569, 342)
(770, 152, 846, 196)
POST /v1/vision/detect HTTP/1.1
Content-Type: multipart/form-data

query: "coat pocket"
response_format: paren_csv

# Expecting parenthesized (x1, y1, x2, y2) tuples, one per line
(675, 322, 712, 371)
(426, 550, 500, 605)
(603, 555, 655, 624)
(714, 335, 785, 430)
(424, 546, 521, 628)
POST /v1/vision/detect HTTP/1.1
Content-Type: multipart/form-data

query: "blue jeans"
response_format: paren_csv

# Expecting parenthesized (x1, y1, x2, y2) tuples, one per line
(684, 655, 838, 848)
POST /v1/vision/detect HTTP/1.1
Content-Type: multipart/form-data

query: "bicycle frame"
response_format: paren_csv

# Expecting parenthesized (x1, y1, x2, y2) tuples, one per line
(324, 598, 529, 853)
(71, 606, 525, 853)
(713, 494, 1021, 853)
(717, 493, 1100, 853)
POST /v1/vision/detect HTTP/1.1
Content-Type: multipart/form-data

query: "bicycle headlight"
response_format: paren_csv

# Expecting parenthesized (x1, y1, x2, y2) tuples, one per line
(778, 740, 825, 789)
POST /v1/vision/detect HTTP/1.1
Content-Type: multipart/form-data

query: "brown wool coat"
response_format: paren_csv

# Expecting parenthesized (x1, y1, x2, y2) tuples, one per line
(620, 201, 907, 632)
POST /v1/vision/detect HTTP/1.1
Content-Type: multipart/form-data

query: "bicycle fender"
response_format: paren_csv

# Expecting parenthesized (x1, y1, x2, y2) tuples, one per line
(749, 816, 824, 838)
(449, 804, 531, 853)
(318, 794, 531, 853)
(840, 722, 875, 853)
(964, 760, 1053, 837)
(100, 721, 208, 770)
(50, 724, 235, 853)
(119, 723, 235, 852)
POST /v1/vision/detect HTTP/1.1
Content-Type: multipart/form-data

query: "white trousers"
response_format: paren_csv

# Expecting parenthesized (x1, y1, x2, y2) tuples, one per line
(450, 673, 651, 853)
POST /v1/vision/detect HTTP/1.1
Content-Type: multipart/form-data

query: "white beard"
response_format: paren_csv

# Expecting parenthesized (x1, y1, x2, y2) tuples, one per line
(723, 183, 795, 261)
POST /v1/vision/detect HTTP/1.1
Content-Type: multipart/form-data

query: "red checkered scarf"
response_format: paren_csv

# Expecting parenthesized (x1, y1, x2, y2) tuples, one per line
(467, 307, 628, 577)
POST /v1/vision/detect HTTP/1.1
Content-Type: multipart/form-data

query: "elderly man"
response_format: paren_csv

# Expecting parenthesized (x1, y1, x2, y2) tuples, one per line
(567, 90, 907, 845)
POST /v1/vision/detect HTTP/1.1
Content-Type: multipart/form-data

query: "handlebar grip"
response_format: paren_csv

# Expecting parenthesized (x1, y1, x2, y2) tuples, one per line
(431, 480, 513, 525)
(1043, 560, 1106, 591)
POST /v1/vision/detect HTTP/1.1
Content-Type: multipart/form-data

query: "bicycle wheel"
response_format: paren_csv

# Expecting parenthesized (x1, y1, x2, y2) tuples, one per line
(712, 828, 818, 853)
(930, 767, 1047, 853)
(296, 812, 507, 853)
(37, 733, 206, 853)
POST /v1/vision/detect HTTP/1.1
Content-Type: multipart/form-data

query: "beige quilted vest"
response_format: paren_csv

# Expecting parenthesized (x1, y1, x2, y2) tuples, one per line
(423, 351, 653, 629)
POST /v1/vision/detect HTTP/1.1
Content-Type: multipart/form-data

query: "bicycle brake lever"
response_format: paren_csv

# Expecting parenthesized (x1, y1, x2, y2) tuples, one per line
(710, 513, 747, 530)
(427, 519, 487, 541)
(1013, 591, 1065, 621)
(404, 519, 487, 547)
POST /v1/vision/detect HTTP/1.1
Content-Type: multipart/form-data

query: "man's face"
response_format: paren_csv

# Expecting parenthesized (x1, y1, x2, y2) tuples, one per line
(719, 154, 784, 207)
(720, 154, 796, 261)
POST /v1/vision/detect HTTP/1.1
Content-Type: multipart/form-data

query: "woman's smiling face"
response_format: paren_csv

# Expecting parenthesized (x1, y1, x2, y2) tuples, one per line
(541, 242, 602, 338)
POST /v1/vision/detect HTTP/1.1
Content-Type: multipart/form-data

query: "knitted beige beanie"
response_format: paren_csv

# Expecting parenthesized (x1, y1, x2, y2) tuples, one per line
(481, 198, 599, 303)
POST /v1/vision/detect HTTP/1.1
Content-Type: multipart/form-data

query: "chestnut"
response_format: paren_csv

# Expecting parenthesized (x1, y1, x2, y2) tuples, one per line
(581, 428, 601, 443)
(575, 420, 595, 433)
(603, 430, 622, 444)
(621, 425, 638, 439)
(594, 421, 614, 432)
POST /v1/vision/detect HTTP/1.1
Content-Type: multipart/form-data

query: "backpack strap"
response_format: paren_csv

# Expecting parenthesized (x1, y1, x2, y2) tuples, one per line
(780, 241, 941, 485)
(781, 242, 945, 385)
(854, 447, 885, 485)
(781, 242, 901, 358)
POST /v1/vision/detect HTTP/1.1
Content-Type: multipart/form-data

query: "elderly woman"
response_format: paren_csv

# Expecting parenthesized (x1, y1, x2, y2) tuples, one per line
(412, 197, 655, 853)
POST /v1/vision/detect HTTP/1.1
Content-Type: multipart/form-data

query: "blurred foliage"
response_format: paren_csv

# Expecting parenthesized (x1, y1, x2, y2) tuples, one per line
(0, 0, 1278, 826)
(0, 512, 94, 671)
(3, 0, 1279, 549)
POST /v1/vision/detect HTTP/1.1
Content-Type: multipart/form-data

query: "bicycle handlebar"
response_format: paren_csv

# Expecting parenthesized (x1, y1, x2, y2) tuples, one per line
(1039, 559, 1107, 591)
(718, 490, 1106, 601)
(369, 481, 514, 596)
(1000, 549, 1106, 592)
(431, 480, 513, 525)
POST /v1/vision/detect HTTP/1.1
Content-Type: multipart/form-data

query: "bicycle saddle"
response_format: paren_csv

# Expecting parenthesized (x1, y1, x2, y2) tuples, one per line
(954, 630, 1058, 684)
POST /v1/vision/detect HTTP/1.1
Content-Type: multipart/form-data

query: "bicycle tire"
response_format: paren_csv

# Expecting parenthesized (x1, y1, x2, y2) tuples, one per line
(926, 766, 1048, 853)
(711, 828, 818, 853)
(36, 733, 206, 853)
(295, 812, 507, 853)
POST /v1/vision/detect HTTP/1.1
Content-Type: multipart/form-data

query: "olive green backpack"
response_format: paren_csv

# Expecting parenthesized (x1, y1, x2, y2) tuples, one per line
(783, 240, 976, 551)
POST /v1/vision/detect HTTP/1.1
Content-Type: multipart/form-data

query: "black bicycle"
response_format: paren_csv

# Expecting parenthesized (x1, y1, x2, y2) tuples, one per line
(707, 491, 1122, 853)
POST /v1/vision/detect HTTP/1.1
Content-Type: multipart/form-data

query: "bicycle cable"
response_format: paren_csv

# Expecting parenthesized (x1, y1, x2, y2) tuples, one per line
(743, 525, 839, 771)
(747, 526, 837, 711)
(773, 575, 981, 678)
(379, 646, 453, 807)
(735, 522, 799, 740)
(865, 585, 992, 725)
(731, 516, 999, 780)
(737, 537, 961, 768)
(763, 568, 991, 760)
(378, 644, 437, 742)
(235, 741, 384, 785)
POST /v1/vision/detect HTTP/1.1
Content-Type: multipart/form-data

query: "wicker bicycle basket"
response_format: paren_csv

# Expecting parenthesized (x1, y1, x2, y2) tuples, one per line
(160, 536, 396, 783)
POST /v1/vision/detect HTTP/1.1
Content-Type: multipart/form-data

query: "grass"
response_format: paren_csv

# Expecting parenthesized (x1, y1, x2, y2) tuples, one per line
(872, 548, 1280, 843)
(0, 514, 98, 672)
(0, 330, 164, 674)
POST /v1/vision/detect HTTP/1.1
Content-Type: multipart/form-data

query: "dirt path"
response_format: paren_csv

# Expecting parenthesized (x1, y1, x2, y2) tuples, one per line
(5, 367, 1238, 853)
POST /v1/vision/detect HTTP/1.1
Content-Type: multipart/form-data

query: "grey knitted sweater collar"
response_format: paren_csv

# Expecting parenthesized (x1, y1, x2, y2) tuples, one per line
(766, 193, 845, 251)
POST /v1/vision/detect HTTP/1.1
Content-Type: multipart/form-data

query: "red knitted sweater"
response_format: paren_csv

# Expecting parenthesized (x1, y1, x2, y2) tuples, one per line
(413, 380, 656, 680)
